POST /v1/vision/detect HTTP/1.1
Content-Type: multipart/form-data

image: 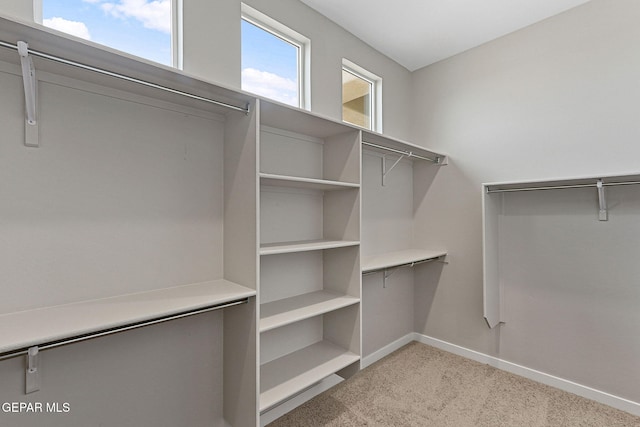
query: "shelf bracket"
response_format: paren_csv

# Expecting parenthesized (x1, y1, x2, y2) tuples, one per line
(17, 41, 39, 148)
(597, 179, 607, 221)
(25, 346, 40, 394)
(381, 154, 406, 186)
(383, 268, 398, 288)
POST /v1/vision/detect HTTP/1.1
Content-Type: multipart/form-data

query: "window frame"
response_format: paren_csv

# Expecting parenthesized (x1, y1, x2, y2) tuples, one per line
(342, 59, 382, 133)
(34, 0, 182, 69)
(241, 3, 310, 110)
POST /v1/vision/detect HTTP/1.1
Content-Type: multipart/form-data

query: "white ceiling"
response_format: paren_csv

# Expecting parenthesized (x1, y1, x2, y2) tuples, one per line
(299, 0, 593, 71)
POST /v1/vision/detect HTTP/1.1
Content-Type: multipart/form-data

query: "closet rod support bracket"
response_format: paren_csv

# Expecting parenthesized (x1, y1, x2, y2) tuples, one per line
(383, 268, 398, 288)
(25, 346, 40, 394)
(17, 41, 39, 148)
(382, 154, 406, 186)
(597, 179, 608, 221)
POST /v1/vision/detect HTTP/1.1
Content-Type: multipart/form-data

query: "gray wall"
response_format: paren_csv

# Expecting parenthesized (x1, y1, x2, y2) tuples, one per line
(410, 0, 640, 403)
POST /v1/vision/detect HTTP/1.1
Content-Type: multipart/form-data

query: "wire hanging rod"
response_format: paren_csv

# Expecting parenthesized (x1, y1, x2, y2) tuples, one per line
(486, 180, 640, 194)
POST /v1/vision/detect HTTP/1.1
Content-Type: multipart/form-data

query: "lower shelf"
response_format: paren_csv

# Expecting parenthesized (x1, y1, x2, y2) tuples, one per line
(362, 249, 447, 273)
(0, 279, 256, 357)
(259, 340, 360, 412)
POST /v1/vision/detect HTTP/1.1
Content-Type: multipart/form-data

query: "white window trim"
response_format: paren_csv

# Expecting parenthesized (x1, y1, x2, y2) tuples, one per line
(241, 3, 311, 110)
(342, 58, 382, 133)
(34, 0, 182, 69)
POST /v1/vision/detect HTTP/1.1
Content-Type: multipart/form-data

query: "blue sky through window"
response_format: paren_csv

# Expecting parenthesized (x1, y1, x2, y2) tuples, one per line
(42, 0, 172, 66)
(41, 2, 301, 105)
(241, 19, 299, 106)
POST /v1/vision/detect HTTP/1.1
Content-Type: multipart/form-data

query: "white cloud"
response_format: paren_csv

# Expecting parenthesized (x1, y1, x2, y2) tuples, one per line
(43, 17, 92, 40)
(101, 0, 171, 34)
(242, 68, 298, 106)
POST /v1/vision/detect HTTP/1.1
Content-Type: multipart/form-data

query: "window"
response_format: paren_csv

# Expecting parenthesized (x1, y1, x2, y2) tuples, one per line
(241, 4, 309, 109)
(342, 59, 382, 132)
(37, 0, 180, 67)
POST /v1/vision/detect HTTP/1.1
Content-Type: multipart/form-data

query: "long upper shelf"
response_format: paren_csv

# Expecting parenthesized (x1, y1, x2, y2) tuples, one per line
(362, 249, 447, 273)
(0, 14, 253, 116)
(0, 280, 256, 357)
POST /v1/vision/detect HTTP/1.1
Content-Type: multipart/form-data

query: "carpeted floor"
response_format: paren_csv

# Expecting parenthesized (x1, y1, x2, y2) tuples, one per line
(267, 342, 640, 426)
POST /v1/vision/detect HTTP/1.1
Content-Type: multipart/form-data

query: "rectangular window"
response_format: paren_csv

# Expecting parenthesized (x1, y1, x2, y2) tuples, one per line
(241, 4, 310, 109)
(342, 59, 382, 132)
(38, 0, 179, 67)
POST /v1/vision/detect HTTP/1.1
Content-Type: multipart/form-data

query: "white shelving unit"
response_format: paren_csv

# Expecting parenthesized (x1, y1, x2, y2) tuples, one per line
(0, 16, 259, 427)
(258, 100, 362, 415)
(360, 131, 448, 359)
(0, 14, 450, 426)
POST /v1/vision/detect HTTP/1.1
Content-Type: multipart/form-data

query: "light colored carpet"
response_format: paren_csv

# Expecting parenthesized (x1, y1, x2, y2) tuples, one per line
(267, 342, 640, 426)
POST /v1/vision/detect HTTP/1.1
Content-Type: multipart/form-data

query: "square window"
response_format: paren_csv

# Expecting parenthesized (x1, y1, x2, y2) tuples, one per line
(39, 0, 176, 67)
(342, 69, 372, 129)
(342, 60, 381, 131)
(241, 4, 309, 108)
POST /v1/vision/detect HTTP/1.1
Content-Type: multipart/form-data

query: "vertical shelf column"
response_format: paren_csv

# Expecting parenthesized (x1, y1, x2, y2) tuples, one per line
(257, 100, 362, 416)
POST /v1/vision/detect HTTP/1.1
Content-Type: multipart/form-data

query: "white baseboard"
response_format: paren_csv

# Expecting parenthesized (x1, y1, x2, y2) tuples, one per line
(413, 333, 640, 417)
(266, 333, 640, 424)
(361, 334, 416, 368)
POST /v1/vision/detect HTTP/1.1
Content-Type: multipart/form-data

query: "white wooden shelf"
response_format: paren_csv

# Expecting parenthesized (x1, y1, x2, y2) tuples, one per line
(259, 340, 360, 412)
(260, 173, 359, 191)
(260, 100, 357, 139)
(260, 239, 360, 256)
(362, 249, 447, 273)
(0, 280, 256, 356)
(0, 16, 253, 117)
(361, 130, 447, 165)
(260, 291, 360, 333)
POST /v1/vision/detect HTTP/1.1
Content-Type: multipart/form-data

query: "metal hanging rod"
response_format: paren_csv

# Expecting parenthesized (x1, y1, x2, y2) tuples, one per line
(486, 180, 640, 194)
(0, 40, 251, 114)
(361, 141, 441, 164)
(362, 256, 445, 276)
(363, 256, 446, 288)
(0, 297, 249, 362)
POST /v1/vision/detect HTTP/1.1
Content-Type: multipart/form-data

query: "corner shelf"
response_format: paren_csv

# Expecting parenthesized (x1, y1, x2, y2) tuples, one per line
(362, 249, 447, 274)
(260, 291, 360, 333)
(0, 280, 256, 357)
(260, 239, 360, 256)
(259, 340, 360, 412)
